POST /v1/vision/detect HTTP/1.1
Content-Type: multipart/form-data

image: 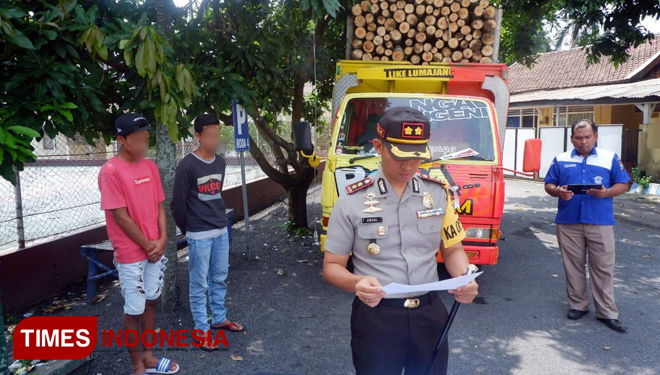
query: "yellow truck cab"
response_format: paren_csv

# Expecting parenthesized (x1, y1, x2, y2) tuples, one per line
(297, 60, 539, 266)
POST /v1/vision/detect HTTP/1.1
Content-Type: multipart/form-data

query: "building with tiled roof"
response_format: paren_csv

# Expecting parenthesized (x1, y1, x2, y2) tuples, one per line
(503, 35, 660, 179)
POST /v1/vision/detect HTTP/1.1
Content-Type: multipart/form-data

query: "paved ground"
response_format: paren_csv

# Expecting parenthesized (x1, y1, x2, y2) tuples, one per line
(6, 179, 660, 375)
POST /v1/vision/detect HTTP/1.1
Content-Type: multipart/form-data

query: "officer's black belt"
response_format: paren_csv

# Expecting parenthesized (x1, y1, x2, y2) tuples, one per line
(377, 292, 432, 309)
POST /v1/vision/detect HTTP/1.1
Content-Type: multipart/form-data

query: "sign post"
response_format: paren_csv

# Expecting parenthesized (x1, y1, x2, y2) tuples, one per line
(232, 100, 251, 259)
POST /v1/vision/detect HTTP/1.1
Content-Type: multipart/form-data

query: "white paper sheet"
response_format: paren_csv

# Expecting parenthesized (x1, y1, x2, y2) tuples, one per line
(382, 272, 483, 295)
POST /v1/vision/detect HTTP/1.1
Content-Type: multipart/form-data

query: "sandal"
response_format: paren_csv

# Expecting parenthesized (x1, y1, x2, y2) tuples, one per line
(212, 320, 244, 332)
(145, 357, 179, 374)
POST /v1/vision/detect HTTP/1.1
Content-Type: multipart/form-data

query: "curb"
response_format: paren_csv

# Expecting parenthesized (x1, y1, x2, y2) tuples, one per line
(31, 357, 90, 375)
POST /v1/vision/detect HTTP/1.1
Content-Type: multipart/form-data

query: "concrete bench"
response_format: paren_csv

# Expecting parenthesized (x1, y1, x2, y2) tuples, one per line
(80, 209, 235, 303)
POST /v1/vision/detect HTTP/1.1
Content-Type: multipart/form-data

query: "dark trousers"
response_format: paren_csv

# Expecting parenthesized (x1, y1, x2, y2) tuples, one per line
(351, 292, 449, 375)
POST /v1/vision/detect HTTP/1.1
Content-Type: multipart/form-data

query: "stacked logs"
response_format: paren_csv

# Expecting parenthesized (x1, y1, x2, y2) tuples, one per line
(350, 0, 498, 64)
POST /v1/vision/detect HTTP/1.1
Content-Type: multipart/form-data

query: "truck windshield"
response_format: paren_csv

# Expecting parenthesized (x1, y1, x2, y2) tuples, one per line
(335, 97, 496, 161)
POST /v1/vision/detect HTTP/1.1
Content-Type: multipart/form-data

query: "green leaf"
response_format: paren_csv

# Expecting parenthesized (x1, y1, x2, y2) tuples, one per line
(135, 42, 146, 76)
(6, 29, 34, 50)
(58, 109, 74, 122)
(119, 39, 129, 49)
(145, 40, 157, 78)
(124, 47, 133, 66)
(97, 44, 108, 60)
(60, 102, 79, 109)
(7, 126, 40, 138)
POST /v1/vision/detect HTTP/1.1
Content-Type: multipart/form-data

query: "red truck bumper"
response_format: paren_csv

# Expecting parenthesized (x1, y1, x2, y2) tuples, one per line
(436, 243, 499, 266)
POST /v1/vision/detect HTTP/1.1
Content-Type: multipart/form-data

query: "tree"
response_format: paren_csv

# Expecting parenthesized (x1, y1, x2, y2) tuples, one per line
(496, 0, 660, 66)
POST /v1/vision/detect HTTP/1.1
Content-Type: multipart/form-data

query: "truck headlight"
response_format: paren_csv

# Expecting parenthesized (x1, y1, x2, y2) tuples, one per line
(465, 227, 490, 239)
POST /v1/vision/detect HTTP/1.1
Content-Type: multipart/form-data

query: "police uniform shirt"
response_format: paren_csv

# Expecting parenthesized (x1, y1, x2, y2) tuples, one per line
(325, 168, 466, 299)
(544, 147, 630, 225)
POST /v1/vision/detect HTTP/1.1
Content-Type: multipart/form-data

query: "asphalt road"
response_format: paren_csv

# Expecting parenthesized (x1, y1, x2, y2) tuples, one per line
(10, 179, 658, 375)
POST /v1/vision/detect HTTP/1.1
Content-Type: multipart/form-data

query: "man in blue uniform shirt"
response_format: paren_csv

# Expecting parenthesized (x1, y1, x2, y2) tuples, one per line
(544, 119, 630, 333)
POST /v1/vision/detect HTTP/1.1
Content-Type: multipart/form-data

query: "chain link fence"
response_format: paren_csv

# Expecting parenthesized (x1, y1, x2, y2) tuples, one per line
(0, 132, 272, 252)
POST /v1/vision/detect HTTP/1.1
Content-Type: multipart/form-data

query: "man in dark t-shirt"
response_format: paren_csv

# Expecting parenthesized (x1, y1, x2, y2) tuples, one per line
(171, 114, 244, 351)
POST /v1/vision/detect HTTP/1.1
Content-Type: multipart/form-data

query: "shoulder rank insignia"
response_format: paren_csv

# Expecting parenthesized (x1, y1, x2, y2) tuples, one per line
(419, 174, 447, 186)
(346, 177, 374, 195)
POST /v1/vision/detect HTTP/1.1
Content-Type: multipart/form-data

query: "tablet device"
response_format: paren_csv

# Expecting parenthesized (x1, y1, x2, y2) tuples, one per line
(566, 184, 602, 194)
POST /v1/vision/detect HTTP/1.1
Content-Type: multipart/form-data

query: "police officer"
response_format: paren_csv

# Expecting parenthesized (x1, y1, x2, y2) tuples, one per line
(323, 107, 478, 375)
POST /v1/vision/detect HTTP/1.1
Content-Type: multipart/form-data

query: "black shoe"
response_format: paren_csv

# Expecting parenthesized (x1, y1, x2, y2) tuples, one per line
(567, 309, 589, 320)
(597, 318, 627, 333)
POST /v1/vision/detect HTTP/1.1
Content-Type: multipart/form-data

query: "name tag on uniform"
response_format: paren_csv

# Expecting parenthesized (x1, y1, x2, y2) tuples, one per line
(416, 208, 444, 219)
(361, 217, 383, 224)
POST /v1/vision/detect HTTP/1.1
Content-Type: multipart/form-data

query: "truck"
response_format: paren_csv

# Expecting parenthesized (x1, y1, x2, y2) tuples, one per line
(294, 23, 541, 267)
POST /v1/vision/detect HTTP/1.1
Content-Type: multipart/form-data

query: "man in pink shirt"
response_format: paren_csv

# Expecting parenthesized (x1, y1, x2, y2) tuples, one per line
(98, 113, 179, 375)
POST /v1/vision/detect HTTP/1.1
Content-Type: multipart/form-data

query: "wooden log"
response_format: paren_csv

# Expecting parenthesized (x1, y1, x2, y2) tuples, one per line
(481, 44, 493, 56)
(434, 0, 444, 6)
(405, 38, 414, 46)
(483, 19, 497, 32)
(448, 38, 459, 48)
(405, 45, 415, 55)
(472, 29, 482, 39)
(375, 44, 386, 55)
(414, 0, 424, 4)
(407, 13, 419, 25)
(366, 13, 375, 24)
(460, 25, 471, 35)
(435, 28, 444, 38)
(426, 5, 434, 14)
(380, 1, 389, 11)
(415, 31, 427, 43)
(425, 15, 436, 25)
(441, 47, 452, 56)
(373, 35, 384, 46)
(351, 4, 363, 16)
(365, 31, 375, 40)
(484, 5, 496, 19)
(448, 13, 458, 22)
(458, 7, 469, 19)
(385, 40, 394, 48)
(382, 8, 390, 17)
(450, 2, 460, 12)
(390, 29, 402, 42)
(416, 4, 426, 15)
(465, 33, 473, 41)
(433, 52, 443, 61)
(435, 39, 445, 48)
(457, 18, 466, 27)
(414, 42, 424, 54)
(389, 3, 397, 12)
(363, 40, 375, 53)
(352, 49, 364, 59)
(362, 52, 372, 61)
(431, 46, 438, 53)
(471, 49, 482, 61)
(437, 17, 448, 30)
(381, 55, 390, 61)
(384, 47, 393, 56)
(399, 22, 410, 33)
(442, 56, 452, 62)
(360, 1, 370, 12)
(422, 51, 434, 62)
(384, 18, 398, 31)
(459, 39, 469, 49)
(441, 6, 450, 16)
(354, 15, 366, 27)
(377, 26, 387, 36)
(352, 39, 363, 50)
(410, 54, 422, 64)
(451, 50, 463, 61)
(480, 56, 493, 63)
(455, 32, 465, 41)
(355, 27, 367, 39)
(404, 3, 415, 13)
(461, 0, 471, 6)
(482, 32, 494, 44)
(433, 9, 441, 16)
(473, 5, 484, 17)
(367, 23, 377, 32)
(426, 25, 436, 36)
(448, 21, 459, 32)
(423, 42, 433, 52)
(472, 19, 483, 30)
(462, 48, 473, 59)
(396, 0, 406, 9)
(479, 0, 489, 7)
(406, 28, 417, 39)
(370, 4, 380, 13)
(393, 9, 406, 22)
(417, 21, 428, 33)
(392, 46, 405, 61)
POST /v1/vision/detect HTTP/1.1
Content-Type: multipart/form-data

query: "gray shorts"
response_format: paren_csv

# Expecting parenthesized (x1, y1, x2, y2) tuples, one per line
(113, 257, 168, 315)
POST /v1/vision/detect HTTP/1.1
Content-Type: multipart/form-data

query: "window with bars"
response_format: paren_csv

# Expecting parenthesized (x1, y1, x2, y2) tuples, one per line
(554, 106, 594, 127)
(507, 108, 538, 128)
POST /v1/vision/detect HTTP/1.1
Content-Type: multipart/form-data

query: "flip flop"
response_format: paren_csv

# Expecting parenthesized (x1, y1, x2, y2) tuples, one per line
(212, 320, 244, 332)
(145, 357, 179, 374)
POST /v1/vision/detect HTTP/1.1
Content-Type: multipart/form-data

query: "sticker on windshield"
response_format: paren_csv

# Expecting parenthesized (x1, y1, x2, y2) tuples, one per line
(436, 148, 480, 161)
(408, 98, 490, 121)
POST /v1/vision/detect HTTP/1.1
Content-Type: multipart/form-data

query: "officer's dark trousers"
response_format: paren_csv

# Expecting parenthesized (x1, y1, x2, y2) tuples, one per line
(351, 292, 449, 375)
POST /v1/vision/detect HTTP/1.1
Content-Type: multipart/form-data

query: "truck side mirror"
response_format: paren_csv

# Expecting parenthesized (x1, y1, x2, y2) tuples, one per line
(293, 121, 314, 154)
(523, 139, 542, 172)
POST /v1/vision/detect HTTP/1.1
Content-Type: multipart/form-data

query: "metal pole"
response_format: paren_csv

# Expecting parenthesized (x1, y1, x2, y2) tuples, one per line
(0, 261, 9, 375)
(13, 167, 25, 249)
(239, 151, 251, 259)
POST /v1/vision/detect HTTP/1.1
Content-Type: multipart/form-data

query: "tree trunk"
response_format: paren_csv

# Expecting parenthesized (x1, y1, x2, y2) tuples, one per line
(155, 0, 179, 313)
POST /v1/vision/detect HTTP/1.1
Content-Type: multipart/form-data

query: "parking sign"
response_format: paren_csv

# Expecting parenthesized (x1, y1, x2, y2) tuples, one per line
(232, 100, 250, 151)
